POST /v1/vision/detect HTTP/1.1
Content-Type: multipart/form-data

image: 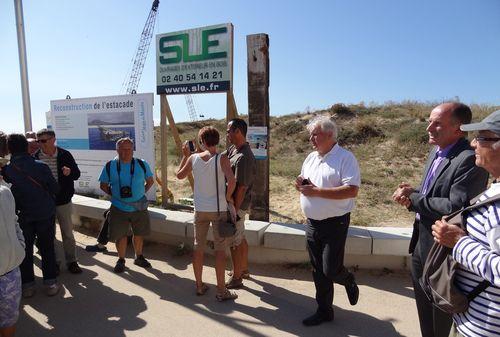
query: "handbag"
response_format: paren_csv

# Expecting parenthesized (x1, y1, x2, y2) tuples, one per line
(214, 154, 236, 238)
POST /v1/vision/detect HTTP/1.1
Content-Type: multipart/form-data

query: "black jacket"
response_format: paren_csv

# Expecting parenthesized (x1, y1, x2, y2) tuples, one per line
(2, 154, 59, 222)
(34, 147, 81, 206)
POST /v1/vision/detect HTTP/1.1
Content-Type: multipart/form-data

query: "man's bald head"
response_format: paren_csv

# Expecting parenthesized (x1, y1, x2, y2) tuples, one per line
(427, 102, 471, 148)
(436, 102, 472, 126)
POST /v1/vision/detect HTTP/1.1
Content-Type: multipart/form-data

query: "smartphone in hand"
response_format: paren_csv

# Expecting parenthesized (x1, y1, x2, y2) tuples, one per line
(188, 140, 195, 153)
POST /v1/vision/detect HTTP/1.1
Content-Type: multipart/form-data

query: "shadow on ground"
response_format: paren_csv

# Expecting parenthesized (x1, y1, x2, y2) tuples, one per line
(17, 237, 414, 337)
(18, 268, 147, 337)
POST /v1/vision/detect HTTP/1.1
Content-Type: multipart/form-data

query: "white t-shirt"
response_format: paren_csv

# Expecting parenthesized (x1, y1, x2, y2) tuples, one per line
(300, 143, 361, 220)
(192, 153, 227, 212)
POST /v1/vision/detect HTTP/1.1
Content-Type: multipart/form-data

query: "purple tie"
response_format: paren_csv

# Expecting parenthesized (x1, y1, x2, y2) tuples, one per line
(421, 153, 444, 195)
(416, 151, 444, 220)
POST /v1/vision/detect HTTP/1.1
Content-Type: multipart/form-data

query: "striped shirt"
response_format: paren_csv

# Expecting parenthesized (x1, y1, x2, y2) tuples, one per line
(38, 149, 58, 181)
(452, 183, 500, 337)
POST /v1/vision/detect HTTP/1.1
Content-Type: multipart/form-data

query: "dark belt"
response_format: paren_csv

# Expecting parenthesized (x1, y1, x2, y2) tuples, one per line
(308, 213, 350, 226)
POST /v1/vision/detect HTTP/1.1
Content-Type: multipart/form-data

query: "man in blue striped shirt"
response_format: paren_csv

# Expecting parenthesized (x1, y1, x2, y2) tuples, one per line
(432, 110, 500, 337)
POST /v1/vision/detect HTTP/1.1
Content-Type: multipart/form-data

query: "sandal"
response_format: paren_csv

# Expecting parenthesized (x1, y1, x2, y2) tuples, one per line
(228, 269, 250, 279)
(215, 288, 238, 302)
(196, 283, 209, 296)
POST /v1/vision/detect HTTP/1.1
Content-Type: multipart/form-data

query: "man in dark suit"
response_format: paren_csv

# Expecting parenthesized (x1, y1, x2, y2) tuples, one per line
(393, 102, 489, 337)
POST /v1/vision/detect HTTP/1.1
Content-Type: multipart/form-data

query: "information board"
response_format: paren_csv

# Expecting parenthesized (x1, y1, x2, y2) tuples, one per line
(49, 93, 156, 200)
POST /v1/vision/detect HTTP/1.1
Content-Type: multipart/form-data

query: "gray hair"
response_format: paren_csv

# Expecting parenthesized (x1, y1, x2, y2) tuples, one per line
(116, 137, 134, 149)
(492, 139, 500, 151)
(306, 116, 338, 141)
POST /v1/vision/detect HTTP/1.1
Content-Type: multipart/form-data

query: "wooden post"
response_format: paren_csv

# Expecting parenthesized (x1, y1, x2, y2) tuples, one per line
(247, 34, 270, 221)
(160, 95, 194, 192)
(160, 94, 169, 208)
(226, 91, 238, 148)
(226, 91, 238, 121)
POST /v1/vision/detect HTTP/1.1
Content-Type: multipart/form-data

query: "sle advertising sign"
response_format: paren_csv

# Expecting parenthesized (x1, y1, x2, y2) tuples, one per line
(156, 23, 233, 95)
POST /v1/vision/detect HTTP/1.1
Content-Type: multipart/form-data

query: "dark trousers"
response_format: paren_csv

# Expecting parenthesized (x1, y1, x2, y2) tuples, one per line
(411, 223, 452, 337)
(19, 216, 58, 285)
(97, 211, 110, 245)
(306, 213, 354, 315)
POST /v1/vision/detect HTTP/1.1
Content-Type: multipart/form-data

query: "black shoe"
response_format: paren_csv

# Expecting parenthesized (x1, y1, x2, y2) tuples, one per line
(134, 255, 151, 268)
(345, 279, 359, 305)
(67, 262, 83, 274)
(302, 311, 334, 326)
(114, 258, 126, 273)
(85, 244, 107, 253)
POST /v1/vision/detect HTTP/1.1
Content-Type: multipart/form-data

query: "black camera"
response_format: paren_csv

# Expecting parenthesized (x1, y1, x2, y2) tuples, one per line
(301, 178, 311, 185)
(120, 186, 133, 198)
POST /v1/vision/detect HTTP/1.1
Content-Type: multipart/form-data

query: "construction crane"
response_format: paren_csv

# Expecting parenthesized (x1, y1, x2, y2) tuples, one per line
(121, 0, 202, 122)
(121, 0, 160, 94)
(185, 95, 199, 121)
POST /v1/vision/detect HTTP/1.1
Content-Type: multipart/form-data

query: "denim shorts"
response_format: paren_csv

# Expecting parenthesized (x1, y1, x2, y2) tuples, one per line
(0, 267, 22, 328)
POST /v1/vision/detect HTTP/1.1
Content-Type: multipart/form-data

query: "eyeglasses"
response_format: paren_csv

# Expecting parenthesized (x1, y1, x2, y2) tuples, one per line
(473, 136, 500, 144)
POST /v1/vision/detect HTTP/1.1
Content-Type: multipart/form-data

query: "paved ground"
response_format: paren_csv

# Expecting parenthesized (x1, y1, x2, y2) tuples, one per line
(16, 229, 419, 337)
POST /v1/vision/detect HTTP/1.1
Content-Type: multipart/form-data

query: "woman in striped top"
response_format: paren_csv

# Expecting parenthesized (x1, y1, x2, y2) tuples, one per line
(432, 110, 500, 337)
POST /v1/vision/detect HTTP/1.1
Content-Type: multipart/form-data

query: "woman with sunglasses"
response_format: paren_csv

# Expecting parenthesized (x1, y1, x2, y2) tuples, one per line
(433, 110, 500, 337)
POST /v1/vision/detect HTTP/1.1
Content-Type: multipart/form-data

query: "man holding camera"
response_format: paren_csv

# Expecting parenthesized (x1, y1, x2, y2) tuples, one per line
(98, 137, 154, 273)
(295, 116, 361, 326)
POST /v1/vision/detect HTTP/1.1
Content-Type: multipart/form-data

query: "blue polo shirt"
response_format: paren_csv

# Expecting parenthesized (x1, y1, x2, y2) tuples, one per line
(98, 158, 153, 212)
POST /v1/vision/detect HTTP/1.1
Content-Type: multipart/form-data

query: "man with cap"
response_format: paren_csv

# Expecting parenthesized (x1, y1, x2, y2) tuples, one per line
(393, 102, 489, 337)
(432, 110, 500, 337)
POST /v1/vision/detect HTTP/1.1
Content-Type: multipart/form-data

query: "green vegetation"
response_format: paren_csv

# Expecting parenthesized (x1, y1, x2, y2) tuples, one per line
(155, 102, 498, 227)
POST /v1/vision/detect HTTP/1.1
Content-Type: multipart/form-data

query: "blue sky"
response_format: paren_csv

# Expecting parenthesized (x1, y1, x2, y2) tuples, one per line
(1, 0, 499, 134)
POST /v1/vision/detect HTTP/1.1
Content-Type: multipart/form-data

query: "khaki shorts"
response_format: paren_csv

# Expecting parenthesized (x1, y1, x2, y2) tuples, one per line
(194, 211, 227, 251)
(108, 205, 150, 242)
(229, 209, 246, 248)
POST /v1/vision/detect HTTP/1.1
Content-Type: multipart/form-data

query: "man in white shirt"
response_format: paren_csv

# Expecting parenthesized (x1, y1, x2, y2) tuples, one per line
(295, 116, 361, 326)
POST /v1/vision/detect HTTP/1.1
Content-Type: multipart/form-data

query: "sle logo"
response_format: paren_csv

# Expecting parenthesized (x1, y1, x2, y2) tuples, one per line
(159, 27, 227, 64)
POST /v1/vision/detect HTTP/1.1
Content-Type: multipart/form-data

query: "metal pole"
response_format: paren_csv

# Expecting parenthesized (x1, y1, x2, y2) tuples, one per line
(14, 0, 32, 132)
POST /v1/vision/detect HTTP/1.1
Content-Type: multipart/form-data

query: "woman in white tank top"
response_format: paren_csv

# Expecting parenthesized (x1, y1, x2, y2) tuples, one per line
(176, 126, 238, 301)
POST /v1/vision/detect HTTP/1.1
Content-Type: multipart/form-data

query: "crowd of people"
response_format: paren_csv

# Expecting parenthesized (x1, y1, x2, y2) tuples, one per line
(0, 109, 498, 337)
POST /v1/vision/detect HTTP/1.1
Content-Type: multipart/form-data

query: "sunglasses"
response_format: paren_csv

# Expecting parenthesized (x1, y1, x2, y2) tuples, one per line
(37, 138, 52, 144)
(473, 136, 500, 143)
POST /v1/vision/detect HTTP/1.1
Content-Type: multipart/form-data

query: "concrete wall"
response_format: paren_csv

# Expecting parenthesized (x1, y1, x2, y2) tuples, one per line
(72, 195, 412, 270)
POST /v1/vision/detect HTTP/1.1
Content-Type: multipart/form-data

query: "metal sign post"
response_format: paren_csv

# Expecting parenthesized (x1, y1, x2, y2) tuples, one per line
(14, 0, 32, 132)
